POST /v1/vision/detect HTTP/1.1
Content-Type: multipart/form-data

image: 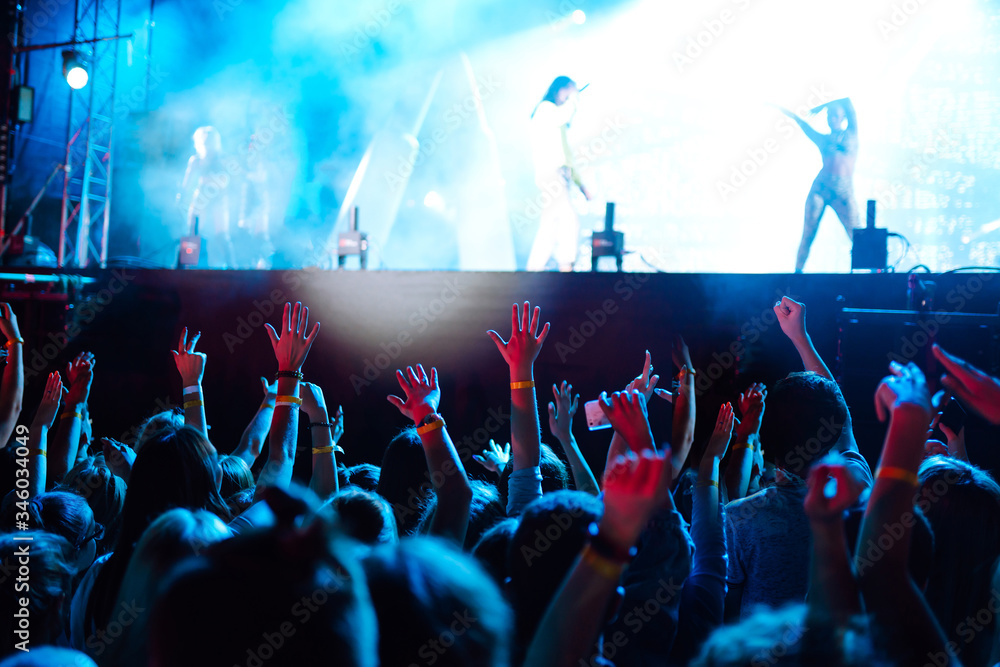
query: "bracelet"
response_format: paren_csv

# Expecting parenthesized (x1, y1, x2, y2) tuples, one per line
(60, 412, 83, 421)
(732, 442, 754, 453)
(695, 479, 719, 488)
(876, 465, 920, 487)
(183, 400, 204, 409)
(4, 338, 24, 350)
(182, 385, 201, 396)
(307, 422, 339, 429)
(417, 418, 445, 436)
(312, 445, 336, 454)
(275, 395, 303, 406)
(275, 370, 304, 380)
(581, 545, 626, 581)
(587, 522, 637, 563)
(261, 402, 276, 411)
(29, 448, 46, 458)
(510, 380, 535, 390)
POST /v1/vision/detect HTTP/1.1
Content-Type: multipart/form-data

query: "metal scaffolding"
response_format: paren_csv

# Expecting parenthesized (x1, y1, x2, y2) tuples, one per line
(59, 0, 122, 268)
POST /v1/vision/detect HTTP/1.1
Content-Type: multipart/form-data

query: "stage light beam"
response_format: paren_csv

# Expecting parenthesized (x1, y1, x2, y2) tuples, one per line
(62, 51, 89, 89)
(571, 9, 586, 24)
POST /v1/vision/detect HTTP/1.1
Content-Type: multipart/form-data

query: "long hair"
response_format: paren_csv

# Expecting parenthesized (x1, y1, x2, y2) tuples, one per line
(86, 426, 231, 632)
(531, 75, 575, 119)
(58, 454, 127, 556)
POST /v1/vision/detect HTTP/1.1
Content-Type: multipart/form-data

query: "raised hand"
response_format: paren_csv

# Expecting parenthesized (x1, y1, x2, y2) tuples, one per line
(260, 376, 278, 400)
(547, 381, 579, 444)
(387, 364, 440, 425)
(472, 439, 511, 473)
(265, 302, 321, 373)
(64, 351, 95, 406)
(924, 439, 949, 459)
(932, 344, 1000, 424)
(100, 437, 136, 481)
(487, 302, 550, 378)
(736, 382, 767, 442)
(706, 402, 735, 460)
(598, 389, 655, 453)
(172, 327, 206, 386)
(774, 296, 808, 344)
(804, 460, 863, 523)
(671, 334, 692, 371)
(600, 449, 673, 550)
(300, 381, 329, 422)
(33, 372, 65, 429)
(625, 350, 660, 402)
(874, 361, 932, 424)
(0, 302, 21, 343)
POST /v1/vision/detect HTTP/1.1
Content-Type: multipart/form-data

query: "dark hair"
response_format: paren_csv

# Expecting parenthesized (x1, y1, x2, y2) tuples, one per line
(531, 76, 575, 118)
(0, 532, 75, 656)
(416, 480, 505, 550)
(507, 490, 602, 660)
(325, 487, 397, 545)
(218, 455, 254, 500)
(58, 454, 126, 555)
(1, 491, 94, 552)
(918, 457, 1000, 666)
(844, 503, 935, 589)
(376, 427, 431, 537)
(346, 463, 381, 493)
(364, 537, 510, 667)
(472, 517, 519, 587)
(498, 443, 570, 509)
(86, 426, 231, 633)
(758, 372, 848, 476)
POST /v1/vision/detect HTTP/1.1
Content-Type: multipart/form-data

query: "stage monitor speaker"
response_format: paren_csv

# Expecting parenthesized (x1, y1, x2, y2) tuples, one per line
(852, 199, 887, 271)
(178, 236, 206, 268)
(591, 202, 624, 272)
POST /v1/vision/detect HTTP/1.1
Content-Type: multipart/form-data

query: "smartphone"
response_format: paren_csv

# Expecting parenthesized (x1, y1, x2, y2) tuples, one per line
(939, 397, 967, 434)
(584, 400, 612, 431)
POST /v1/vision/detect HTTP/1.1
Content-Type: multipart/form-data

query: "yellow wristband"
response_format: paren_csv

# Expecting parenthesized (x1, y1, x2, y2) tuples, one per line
(60, 412, 83, 421)
(312, 445, 335, 455)
(4, 338, 24, 349)
(510, 380, 535, 390)
(417, 418, 445, 436)
(183, 400, 204, 409)
(261, 402, 276, 410)
(275, 395, 303, 405)
(876, 466, 919, 487)
(581, 545, 626, 581)
(695, 479, 719, 488)
(732, 442, 754, 452)
(29, 448, 46, 458)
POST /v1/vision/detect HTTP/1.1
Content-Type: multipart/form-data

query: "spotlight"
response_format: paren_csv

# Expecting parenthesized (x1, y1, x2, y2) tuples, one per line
(571, 9, 586, 24)
(62, 50, 89, 89)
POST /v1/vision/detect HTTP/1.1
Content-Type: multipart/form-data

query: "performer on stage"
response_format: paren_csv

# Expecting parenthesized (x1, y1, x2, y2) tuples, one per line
(177, 126, 236, 268)
(527, 76, 592, 272)
(778, 98, 859, 272)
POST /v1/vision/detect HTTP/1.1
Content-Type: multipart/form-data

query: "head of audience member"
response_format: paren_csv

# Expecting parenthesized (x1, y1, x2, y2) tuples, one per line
(346, 463, 381, 493)
(324, 487, 398, 545)
(918, 456, 1000, 666)
(364, 537, 510, 667)
(0, 532, 75, 657)
(0, 647, 97, 667)
(759, 372, 847, 479)
(472, 517, 519, 587)
(498, 443, 570, 509)
(376, 427, 432, 536)
(58, 454, 126, 556)
(218, 455, 254, 500)
(417, 480, 505, 550)
(87, 426, 231, 632)
(507, 490, 603, 660)
(104, 508, 231, 666)
(131, 409, 184, 453)
(149, 490, 377, 667)
(2, 491, 100, 571)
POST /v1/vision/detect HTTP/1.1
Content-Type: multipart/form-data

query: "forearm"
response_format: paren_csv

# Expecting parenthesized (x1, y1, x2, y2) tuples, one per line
(722, 438, 756, 501)
(256, 378, 300, 494)
(181, 381, 208, 439)
(307, 410, 339, 499)
(232, 399, 275, 467)
(671, 380, 696, 479)
(27, 425, 48, 497)
(604, 432, 628, 477)
(510, 368, 541, 470)
(0, 345, 25, 446)
(422, 424, 472, 544)
(49, 407, 84, 483)
(807, 519, 861, 627)
(791, 334, 833, 381)
(558, 435, 599, 495)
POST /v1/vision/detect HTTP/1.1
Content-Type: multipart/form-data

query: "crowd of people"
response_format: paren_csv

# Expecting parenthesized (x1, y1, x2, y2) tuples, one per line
(2, 294, 1000, 667)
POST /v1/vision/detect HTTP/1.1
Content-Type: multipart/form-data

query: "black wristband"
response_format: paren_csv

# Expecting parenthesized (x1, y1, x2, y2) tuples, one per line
(275, 370, 304, 380)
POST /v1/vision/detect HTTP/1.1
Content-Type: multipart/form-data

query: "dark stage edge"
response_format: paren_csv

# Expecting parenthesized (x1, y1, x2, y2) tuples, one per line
(5, 269, 1000, 478)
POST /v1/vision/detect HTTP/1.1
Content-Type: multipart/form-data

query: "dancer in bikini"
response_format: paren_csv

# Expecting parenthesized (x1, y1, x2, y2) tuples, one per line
(778, 98, 859, 272)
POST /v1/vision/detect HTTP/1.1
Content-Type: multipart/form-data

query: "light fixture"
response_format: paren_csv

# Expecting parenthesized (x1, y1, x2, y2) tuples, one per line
(62, 50, 89, 89)
(571, 9, 586, 24)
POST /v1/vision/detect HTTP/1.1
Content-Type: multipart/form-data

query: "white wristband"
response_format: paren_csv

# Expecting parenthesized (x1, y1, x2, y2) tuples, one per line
(183, 385, 201, 395)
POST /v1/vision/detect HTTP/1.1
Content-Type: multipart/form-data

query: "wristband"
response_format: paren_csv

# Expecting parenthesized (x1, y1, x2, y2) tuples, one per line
(4, 338, 24, 349)
(60, 412, 83, 421)
(581, 545, 626, 581)
(695, 479, 719, 488)
(587, 522, 637, 563)
(417, 418, 445, 436)
(307, 422, 338, 429)
(275, 370, 304, 380)
(510, 380, 535, 390)
(732, 442, 754, 453)
(312, 445, 336, 454)
(182, 385, 201, 396)
(275, 395, 303, 407)
(876, 466, 920, 487)
(183, 400, 204, 409)
(29, 448, 46, 458)
(261, 402, 276, 411)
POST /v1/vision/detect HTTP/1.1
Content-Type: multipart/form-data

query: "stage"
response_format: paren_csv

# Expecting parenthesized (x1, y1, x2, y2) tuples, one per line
(4, 268, 1000, 479)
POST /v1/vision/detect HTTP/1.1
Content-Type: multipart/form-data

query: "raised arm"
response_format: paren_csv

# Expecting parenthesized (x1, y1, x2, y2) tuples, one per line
(855, 361, 954, 663)
(932, 344, 1000, 425)
(604, 351, 660, 477)
(777, 106, 825, 146)
(48, 352, 93, 483)
(666, 336, 696, 479)
(173, 328, 208, 440)
(27, 372, 64, 497)
(388, 364, 472, 545)
(547, 381, 599, 495)
(0, 303, 25, 448)
(723, 384, 766, 501)
(231, 377, 277, 468)
(812, 97, 856, 132)
(301, 381, 342, 499)
(774, 297, 833, 381)
(255, 302, 319, 497)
